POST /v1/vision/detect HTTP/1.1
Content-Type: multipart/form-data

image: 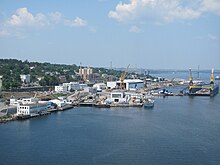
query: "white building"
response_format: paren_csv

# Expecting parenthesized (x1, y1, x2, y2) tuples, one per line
(17, 103, 48, 116)
(107, 81, 117, 90)
(16, 97, 49, 116)
(63, 82, 81, 91)
(22, 97, 39, 105)
(55, 82, 81, 93)
(10, 98, 20, 106)
(50, 99, 66, 107)
(83, 87, 96, 93)
(107, 91, 129, 104)
(79, 84, 88, 90)
(20, 74, 31, 83)
(93, 83, 106, 92)
(107, 79, 144, 91)
(55, 85, 68, 93)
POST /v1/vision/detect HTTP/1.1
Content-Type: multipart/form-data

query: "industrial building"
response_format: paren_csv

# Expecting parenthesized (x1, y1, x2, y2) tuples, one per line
(55, 82, 88, 93)
(93, 83, 107, 92)
(107, 79, 144, 91)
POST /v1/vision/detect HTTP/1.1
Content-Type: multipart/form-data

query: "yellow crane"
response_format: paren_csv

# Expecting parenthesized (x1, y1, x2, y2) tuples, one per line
(210, 68, 214, 85)
(189, 68, 193, 86)
(120, 64, 130, 90)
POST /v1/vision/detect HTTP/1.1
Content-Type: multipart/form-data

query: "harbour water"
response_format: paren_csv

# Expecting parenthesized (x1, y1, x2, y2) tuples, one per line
(1, 93, 220, 165)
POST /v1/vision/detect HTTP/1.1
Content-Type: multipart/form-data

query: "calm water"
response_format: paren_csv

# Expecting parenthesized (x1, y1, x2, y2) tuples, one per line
(1, 94, 220, 165)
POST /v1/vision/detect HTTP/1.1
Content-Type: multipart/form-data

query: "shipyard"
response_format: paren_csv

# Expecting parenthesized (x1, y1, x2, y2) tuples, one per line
(1, 61, 219, 123)
(1, 1, 220, 164)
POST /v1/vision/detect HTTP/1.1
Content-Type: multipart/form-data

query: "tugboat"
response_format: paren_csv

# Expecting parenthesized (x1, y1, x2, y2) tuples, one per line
(144, 98, 155, 109)
(215, 76, 220, 80)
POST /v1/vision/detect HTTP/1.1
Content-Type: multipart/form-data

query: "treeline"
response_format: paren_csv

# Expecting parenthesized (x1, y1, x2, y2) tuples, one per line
(0, 59, 80, 89)
(0, 59, 124, 90)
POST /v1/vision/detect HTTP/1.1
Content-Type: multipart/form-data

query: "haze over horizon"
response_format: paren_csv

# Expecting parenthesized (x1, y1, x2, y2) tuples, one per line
(0, 0, 220, 70)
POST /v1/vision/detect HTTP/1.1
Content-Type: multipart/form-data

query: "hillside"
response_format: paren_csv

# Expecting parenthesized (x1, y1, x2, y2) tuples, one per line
(0, 59, 124, 90)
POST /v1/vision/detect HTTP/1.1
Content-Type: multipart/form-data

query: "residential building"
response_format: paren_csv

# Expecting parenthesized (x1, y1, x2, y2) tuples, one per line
(79, 67, 93, 80)
(20, 74, 31, 83)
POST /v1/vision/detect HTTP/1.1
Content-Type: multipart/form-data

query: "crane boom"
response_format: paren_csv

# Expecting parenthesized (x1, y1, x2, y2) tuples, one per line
(210, 68, 214, 85)
(120, 64, 130, 89)
(189, 68, 193, 86)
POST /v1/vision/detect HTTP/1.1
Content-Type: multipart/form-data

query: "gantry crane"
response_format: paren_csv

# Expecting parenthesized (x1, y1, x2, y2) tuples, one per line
(120, 64, 130, 90)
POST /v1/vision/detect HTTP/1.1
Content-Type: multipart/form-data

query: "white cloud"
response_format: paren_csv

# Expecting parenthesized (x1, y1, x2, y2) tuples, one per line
(129, 25, 141, 33)
(7, 8, 49, 27)
(0, 30, 10, 37)
(5, 8, 88, 28)
(64, 17, 88, 27)
(0, 8, 89, 38)
(200, 0, 220, 15)
(108, 0, 220, 23)
(208, 33, 218, 40)
(49, 12, 62, 24)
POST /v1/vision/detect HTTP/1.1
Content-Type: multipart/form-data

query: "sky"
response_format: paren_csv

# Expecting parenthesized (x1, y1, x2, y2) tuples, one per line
(0, 0, 220, 70)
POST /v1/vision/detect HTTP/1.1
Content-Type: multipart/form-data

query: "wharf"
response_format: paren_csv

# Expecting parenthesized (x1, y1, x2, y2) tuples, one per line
(0, 115, 16, 123)
(16, 114, 39, 120)
(58, 104, 74, 111)
(16, 111, 51, 120)
(78, 102, 96, 107)
(152, 93, 184, 97)
(48, 104, 74, 112)
(94, 104, 110, 108)
(110, 103, 143, 107)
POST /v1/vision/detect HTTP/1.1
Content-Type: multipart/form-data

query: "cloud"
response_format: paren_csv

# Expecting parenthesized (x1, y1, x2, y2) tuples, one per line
(129, 25, 141, 33)
(0, 7, 89, 38)
(208, 33, 218, 40)
(64, 17, 88, 27)
(108, 0, 220, 23)
(6, 8, 88, 28)
(7, 8, 49, 27)
(200, 0, 220, 15)
(0, 30, 10, 37)
(49, 12, 63, 24)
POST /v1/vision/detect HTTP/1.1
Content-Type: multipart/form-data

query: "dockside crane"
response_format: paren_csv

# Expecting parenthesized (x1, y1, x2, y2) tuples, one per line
(120, 64, 130, 90)
(210, 68, 214, 86)
(189, 68, 193, 86)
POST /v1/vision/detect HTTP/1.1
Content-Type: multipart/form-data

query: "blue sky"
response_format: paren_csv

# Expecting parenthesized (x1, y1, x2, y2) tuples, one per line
(0, 0, 220, 70)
